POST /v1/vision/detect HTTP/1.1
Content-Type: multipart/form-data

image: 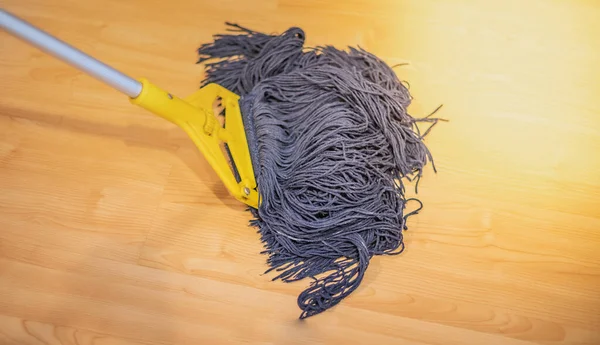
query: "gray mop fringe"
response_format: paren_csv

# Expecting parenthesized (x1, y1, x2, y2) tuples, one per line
(198, 23, 439, 319)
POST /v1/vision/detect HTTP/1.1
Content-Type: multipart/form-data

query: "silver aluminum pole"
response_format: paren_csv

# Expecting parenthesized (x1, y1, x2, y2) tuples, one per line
(0, 9, 142, 98)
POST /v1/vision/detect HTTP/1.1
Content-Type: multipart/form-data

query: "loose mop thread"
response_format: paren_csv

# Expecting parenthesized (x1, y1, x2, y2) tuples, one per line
(198, 23, 439, 319)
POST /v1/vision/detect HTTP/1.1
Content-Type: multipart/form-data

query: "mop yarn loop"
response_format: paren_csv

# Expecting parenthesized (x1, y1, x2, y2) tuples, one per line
(198, 23, 440, 319)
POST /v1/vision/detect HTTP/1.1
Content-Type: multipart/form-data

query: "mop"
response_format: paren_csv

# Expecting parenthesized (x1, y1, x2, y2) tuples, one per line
(1, 11, 441, 319)
(198, 24, 440, 318)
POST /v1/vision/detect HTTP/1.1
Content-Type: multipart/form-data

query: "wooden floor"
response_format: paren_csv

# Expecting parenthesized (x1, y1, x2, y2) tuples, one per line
(1, 1, 599, 344)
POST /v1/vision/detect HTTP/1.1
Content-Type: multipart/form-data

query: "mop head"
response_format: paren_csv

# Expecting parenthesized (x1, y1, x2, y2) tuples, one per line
(198, 23, 440, 319)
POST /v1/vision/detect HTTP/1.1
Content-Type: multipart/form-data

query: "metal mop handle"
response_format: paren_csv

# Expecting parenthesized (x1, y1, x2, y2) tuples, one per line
(0, 9, 142, 98)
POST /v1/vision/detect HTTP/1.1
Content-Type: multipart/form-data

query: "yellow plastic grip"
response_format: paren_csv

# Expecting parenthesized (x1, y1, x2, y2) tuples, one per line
(130, 79, 259, 208)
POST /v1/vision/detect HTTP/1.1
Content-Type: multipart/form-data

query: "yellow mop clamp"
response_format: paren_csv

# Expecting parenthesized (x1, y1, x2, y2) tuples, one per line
(0, 9, 259, 208)
(132, 80, 258, 207)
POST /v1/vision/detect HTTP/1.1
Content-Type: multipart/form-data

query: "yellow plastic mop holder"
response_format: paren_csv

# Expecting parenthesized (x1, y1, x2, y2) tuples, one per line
(0, 11, 258, 207)
(131, 79, 259, 208)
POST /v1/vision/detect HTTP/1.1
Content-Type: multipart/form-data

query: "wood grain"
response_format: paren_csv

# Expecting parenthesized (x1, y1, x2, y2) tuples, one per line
(1, 0, 599, 344)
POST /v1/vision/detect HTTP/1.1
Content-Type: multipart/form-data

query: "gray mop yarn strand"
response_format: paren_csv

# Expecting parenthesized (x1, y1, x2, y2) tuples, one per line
(198, 24, 439, 319)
